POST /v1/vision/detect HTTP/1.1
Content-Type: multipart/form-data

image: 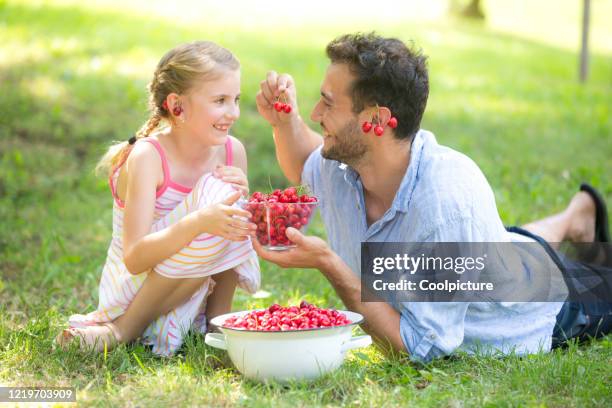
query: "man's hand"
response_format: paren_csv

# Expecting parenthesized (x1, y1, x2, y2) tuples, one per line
(256, 71, 299, 128)
(251, 227, 332, 270)
(253, 226, 407, 355)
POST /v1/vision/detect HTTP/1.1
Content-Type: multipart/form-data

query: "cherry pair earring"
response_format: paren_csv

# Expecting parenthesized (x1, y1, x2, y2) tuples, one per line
(361, 106, 398, 137)
(162, 99, 183, 117)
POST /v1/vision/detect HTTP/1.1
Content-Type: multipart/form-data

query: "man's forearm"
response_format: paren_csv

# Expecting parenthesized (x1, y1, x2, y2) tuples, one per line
(272, 116, 323, 185)
(319, 252, 406, 354)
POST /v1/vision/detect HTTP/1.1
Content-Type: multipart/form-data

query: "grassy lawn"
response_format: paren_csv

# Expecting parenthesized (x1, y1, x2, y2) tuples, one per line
(1, 0, 611, 406)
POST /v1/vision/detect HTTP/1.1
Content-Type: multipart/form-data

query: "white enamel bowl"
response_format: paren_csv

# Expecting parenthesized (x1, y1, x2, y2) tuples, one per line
(205, 310, 372, 382)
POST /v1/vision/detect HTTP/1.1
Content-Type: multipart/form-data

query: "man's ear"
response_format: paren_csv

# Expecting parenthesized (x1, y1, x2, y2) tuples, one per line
(377, 106, 393, 125)
(359, 106, 392, 125)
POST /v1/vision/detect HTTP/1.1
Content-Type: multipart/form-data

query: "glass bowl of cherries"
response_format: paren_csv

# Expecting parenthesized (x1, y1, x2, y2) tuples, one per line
(242, 187, 319, 251)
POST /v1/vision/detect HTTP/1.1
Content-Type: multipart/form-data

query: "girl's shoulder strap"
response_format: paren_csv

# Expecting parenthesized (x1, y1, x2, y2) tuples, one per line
(139, 137, 170, 196)
(225, 137, 233, 166)
(140, 138, 169, 174)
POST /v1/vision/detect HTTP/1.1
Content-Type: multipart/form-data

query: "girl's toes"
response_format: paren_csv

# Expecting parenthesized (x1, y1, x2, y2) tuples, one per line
(55, 328, 78, 349)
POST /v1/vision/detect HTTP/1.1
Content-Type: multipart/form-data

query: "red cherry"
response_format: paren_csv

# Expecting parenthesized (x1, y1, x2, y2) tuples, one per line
(283, 104, 292, 113)
(286, 205, 296, 215)
(274, 102, 283, 112)
(388, 117, 398, 129)
(373, 125, 384, 136)
(362, 121, 372, 133)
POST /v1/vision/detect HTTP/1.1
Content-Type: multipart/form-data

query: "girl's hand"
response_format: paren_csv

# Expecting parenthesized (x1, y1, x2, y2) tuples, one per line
(197, 191, 256, 241)
(213, 165, 249, 197)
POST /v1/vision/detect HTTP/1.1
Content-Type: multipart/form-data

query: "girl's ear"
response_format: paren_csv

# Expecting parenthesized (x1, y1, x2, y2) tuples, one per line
(166, 93, 181, 111)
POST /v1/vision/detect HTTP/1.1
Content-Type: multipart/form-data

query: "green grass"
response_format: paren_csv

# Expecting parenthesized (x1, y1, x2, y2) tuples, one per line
(1, 0, 611, 406)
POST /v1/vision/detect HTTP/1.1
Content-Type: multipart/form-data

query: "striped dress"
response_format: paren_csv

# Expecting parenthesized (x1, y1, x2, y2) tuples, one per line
(68, 137, 260, 356)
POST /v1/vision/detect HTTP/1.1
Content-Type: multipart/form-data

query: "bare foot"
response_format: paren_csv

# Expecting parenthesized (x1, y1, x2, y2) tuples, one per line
(565, 191, 596, 242)
(55, 323, 122, 352)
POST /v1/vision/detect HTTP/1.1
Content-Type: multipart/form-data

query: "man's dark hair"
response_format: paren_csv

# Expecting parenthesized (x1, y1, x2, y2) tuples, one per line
(326, 32, 429, 140)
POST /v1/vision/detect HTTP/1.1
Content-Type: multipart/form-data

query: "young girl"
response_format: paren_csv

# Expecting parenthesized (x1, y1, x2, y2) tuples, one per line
(56, 41, 260, 356)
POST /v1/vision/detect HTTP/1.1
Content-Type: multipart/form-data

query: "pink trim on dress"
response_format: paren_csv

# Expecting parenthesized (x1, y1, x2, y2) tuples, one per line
(108, 136, 235, 207)
(225, 137, 233, 166)
(167, 180, 192, 193)
(141, 138, 193, 196)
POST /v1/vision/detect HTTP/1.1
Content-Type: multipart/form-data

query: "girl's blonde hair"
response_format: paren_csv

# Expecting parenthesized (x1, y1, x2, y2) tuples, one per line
(96, 41, 240, 176)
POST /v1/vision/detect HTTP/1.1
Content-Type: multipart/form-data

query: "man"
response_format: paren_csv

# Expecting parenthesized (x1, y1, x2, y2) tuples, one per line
(252, 33, 611, 362)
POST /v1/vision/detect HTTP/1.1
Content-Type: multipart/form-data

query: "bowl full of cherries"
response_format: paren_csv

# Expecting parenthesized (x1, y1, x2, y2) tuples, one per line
(205, 301, 372, 382)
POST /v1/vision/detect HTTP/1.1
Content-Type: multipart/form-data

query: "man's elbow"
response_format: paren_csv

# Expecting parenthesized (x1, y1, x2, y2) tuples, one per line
(375, 337, 408, 358)
(365, 326, 408, 357)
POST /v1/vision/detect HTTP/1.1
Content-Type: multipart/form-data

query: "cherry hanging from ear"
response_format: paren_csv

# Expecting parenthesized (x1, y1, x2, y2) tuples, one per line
(362, 121, 373, 133)
(388, 117, 398, 129)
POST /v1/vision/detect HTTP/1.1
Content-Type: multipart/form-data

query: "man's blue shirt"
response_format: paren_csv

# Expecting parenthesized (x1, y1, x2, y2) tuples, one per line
(301, 129, 563, 362)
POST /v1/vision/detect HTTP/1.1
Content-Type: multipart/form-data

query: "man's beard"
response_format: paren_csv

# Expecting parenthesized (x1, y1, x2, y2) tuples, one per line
(321, 118, 367, 167)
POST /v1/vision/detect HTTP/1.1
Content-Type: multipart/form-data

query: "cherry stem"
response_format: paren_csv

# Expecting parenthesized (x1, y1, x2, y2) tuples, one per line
(370, 104, 382, 125)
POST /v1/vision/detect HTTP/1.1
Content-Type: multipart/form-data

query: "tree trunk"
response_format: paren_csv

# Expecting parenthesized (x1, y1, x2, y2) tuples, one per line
(462, 0, 485, 19)
(579, 0, 590, 83)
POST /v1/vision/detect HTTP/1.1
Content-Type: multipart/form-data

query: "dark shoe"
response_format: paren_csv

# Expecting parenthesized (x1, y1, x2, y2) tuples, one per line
(580, 183, 610, 243)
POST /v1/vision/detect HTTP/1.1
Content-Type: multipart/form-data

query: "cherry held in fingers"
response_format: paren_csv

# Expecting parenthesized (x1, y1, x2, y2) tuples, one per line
(274, 92, 292, 114)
